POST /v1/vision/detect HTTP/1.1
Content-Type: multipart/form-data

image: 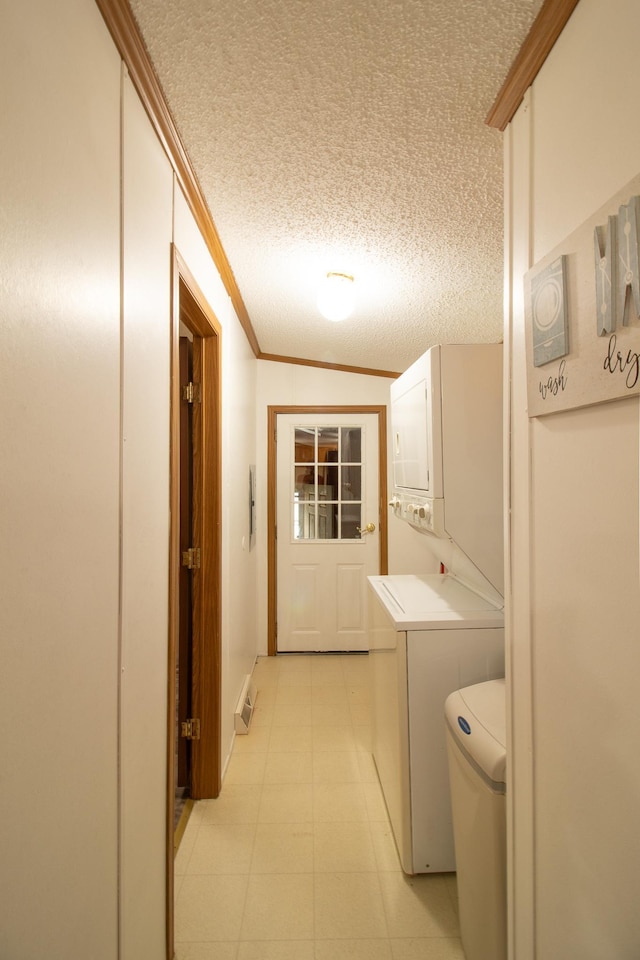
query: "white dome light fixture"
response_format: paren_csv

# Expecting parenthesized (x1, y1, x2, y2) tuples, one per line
(317, 271, 356, 322)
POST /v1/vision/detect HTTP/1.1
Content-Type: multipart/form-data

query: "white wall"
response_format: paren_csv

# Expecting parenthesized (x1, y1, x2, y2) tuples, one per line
(0, 2, 121, 957)
(506, 1, 640, 956)
(0, 1, 259, 956)
(120, 73, 174, 958)
(255, 360, 438, 654)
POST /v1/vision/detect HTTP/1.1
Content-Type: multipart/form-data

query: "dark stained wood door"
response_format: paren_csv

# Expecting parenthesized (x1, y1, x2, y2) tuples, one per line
(176, 336, 194, 795)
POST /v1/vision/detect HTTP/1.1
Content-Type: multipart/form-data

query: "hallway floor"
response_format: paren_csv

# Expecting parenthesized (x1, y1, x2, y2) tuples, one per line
(174, 654, 464, 959)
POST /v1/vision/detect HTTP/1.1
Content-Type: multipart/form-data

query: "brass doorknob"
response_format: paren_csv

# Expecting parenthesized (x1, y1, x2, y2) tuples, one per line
(356, 522, 376, 535)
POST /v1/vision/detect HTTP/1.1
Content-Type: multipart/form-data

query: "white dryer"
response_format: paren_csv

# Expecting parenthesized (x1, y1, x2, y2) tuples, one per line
(368, 573, 504, 874)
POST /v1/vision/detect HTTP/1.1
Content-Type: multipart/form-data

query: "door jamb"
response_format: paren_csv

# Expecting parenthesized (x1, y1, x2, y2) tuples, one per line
(267, 405, 388, 657)
(167, 245, 222, 956)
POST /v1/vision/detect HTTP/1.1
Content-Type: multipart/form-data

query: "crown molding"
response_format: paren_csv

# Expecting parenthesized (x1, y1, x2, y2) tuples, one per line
(95, 0, 260, 355)
(258, 352, 400, 379)
(486, 0, 581, 131)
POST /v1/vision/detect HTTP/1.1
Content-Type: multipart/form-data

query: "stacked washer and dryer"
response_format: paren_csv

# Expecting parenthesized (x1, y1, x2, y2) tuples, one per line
(368, 343, 507, 960)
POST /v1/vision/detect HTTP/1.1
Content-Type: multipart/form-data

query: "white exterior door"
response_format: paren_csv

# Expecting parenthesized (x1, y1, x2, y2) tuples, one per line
(276, 413, 380, 652)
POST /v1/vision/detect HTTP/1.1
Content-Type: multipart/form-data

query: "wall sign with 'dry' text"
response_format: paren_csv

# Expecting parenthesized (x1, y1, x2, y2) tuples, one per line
(524, 173, 640, 418)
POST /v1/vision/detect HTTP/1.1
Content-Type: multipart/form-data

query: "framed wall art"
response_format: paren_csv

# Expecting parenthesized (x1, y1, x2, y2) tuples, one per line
(524, 173, 640, 417)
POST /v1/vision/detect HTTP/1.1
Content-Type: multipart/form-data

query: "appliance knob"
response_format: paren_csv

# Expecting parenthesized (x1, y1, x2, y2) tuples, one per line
(418, 507, 426, 519)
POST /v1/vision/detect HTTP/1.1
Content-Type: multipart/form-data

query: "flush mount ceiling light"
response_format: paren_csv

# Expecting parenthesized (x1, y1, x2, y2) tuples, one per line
(317, 271, 356, 322)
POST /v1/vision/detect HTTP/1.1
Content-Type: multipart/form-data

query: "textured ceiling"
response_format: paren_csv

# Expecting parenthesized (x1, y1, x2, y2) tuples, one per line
(129, 0, 544, 373)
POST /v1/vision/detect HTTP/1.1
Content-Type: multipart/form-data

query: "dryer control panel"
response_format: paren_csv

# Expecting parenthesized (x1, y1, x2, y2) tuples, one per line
(389, 491, 446, 538)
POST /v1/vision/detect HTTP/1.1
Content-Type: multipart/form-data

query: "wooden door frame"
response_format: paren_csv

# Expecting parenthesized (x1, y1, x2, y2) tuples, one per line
(267, 405, 388, 657)
(167, 245, 222, 954)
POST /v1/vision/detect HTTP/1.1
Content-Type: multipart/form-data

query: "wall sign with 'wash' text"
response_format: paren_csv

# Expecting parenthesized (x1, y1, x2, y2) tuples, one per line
(524, 174, 640, 417)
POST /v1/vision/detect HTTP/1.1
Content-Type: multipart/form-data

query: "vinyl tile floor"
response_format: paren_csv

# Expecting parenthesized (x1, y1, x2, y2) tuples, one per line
(174, 653, 464, 960)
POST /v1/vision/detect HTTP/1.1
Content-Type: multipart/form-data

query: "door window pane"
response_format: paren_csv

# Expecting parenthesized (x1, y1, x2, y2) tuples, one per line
(341, 465, 361, 500)
(295, 465, 316, 499)
(341, 427, 361, 462)
(294, 500, 316, 539)
(317, 503, 337, 539)
(295, 427, 315, 463)
(317, 465, 337, 496)
(318, 426, 339, 462)
(340, 503, 362, 540)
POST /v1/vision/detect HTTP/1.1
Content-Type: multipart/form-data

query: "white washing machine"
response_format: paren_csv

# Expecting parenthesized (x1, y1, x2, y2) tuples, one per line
(368, 573, 504, 874)
(445, 679, 507, 960)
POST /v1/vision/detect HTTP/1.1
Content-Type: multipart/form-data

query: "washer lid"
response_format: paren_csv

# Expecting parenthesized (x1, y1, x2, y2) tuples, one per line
(367, 574, 504, 630)
(445, 678, 506, 784)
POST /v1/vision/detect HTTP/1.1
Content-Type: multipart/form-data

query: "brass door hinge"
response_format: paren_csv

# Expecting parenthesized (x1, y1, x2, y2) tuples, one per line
(182, 381, 201, 404)
(181, 718, 201, 740)
(182, 547, 201, 570)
